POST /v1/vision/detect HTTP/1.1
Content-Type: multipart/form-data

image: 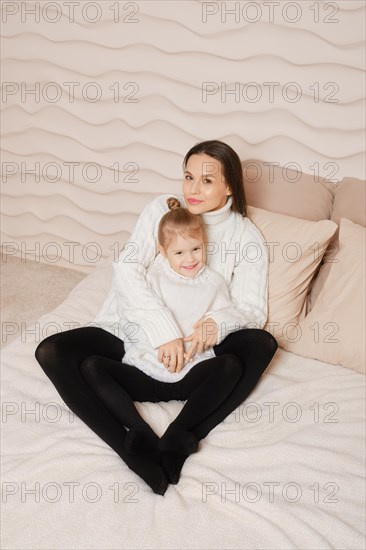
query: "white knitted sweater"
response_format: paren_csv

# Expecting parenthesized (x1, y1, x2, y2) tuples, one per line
(120, 253, 240, 382)
(94, 193, 269, 351)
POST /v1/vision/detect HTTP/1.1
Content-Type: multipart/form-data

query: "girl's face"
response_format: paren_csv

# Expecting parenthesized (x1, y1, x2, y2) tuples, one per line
(183, 153, 232, 214)
(159, 233, 205, 278)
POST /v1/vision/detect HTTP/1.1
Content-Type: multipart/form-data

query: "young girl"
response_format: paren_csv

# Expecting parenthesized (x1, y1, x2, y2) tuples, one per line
(80, 197, 244, 484)
(113, 196, 244, 382)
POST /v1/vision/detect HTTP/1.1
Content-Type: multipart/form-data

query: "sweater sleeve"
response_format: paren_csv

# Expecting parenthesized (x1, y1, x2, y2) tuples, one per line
(205, 219, 269, 345)
(112, 196, 183, 348)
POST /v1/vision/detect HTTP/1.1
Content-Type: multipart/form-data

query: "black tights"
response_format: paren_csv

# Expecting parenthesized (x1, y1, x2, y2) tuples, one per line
(35, 327, 278, 495)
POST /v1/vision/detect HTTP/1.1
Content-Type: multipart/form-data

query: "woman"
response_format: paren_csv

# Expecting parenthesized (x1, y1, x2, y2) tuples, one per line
(35, 140, 278, 496)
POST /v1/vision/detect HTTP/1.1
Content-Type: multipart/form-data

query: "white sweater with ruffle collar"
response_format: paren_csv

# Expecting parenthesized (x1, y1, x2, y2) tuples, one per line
(121, 253, 240, 382)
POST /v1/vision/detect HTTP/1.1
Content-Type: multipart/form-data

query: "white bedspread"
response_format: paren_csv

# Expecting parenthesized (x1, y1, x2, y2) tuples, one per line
(1, 259, 365, 550)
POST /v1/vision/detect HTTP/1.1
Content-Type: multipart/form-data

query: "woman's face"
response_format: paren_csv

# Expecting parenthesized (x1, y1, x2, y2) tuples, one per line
(182, 153, 232, 214)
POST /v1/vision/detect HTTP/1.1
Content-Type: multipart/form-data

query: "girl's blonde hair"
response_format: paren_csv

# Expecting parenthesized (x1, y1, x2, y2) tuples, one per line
(158, 197, 207, 250)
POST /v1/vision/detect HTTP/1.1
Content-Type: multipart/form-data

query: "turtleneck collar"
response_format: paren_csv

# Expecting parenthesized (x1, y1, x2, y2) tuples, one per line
(181, 195, 233, 226)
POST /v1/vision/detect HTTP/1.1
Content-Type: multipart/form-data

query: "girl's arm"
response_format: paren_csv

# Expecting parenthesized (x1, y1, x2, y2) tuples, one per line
(111, 195, 183, 349)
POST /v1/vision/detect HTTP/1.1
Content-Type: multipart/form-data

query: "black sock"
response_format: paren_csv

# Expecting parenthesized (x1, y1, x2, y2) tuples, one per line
(125, 449, 169, 495)
(125, 427, 159, 454)
(160, 451, 189, 485)
(158, 425, 199, 455)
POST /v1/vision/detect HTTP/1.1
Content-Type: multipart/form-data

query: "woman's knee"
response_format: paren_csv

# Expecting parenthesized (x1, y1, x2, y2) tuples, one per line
(255, 329, 278, 356)
(217, 328, 278, 358)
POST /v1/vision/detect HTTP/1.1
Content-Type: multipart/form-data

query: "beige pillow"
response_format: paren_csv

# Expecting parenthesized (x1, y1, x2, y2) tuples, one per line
(283, 218, 365, 374)
(331, 177, 366, 226)
(307, 176, 366, 312)
(247, 206, 338, 348)
(243, 159, 336, 221)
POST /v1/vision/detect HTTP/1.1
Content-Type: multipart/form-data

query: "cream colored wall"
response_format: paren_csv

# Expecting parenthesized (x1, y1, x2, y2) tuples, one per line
(1, 0, 365, 272)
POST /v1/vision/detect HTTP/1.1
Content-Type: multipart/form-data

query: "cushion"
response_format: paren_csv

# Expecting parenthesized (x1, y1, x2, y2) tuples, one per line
(331, 177, 366, 226)
(247, 206, 338, 348)
(242, 159, 336, 221)
(307, 176, 366, 312)
(284, 218, 365, 374)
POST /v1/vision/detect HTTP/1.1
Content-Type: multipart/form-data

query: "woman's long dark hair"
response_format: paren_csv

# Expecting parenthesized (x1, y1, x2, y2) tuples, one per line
(182, 140, 247, 217)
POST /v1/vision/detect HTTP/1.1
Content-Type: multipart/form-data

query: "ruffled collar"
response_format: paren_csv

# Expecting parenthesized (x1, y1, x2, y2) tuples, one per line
(158, 254, 207, 282)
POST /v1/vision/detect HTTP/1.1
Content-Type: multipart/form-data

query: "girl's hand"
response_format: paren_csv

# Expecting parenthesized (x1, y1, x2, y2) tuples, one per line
(183, 317, 218, 364)
(158, 338, 185, 373)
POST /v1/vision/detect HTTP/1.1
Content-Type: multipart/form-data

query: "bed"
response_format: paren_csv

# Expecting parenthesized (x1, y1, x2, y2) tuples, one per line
(1, 249, 365, 550)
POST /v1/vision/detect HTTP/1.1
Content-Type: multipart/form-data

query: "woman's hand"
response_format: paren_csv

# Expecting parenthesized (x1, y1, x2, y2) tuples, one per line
(183, 317, 218, 364)
(158, 338, 185, 373)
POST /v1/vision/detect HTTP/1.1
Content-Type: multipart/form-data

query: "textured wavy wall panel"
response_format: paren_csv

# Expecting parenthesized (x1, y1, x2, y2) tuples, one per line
(1, 0, 365, 272)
